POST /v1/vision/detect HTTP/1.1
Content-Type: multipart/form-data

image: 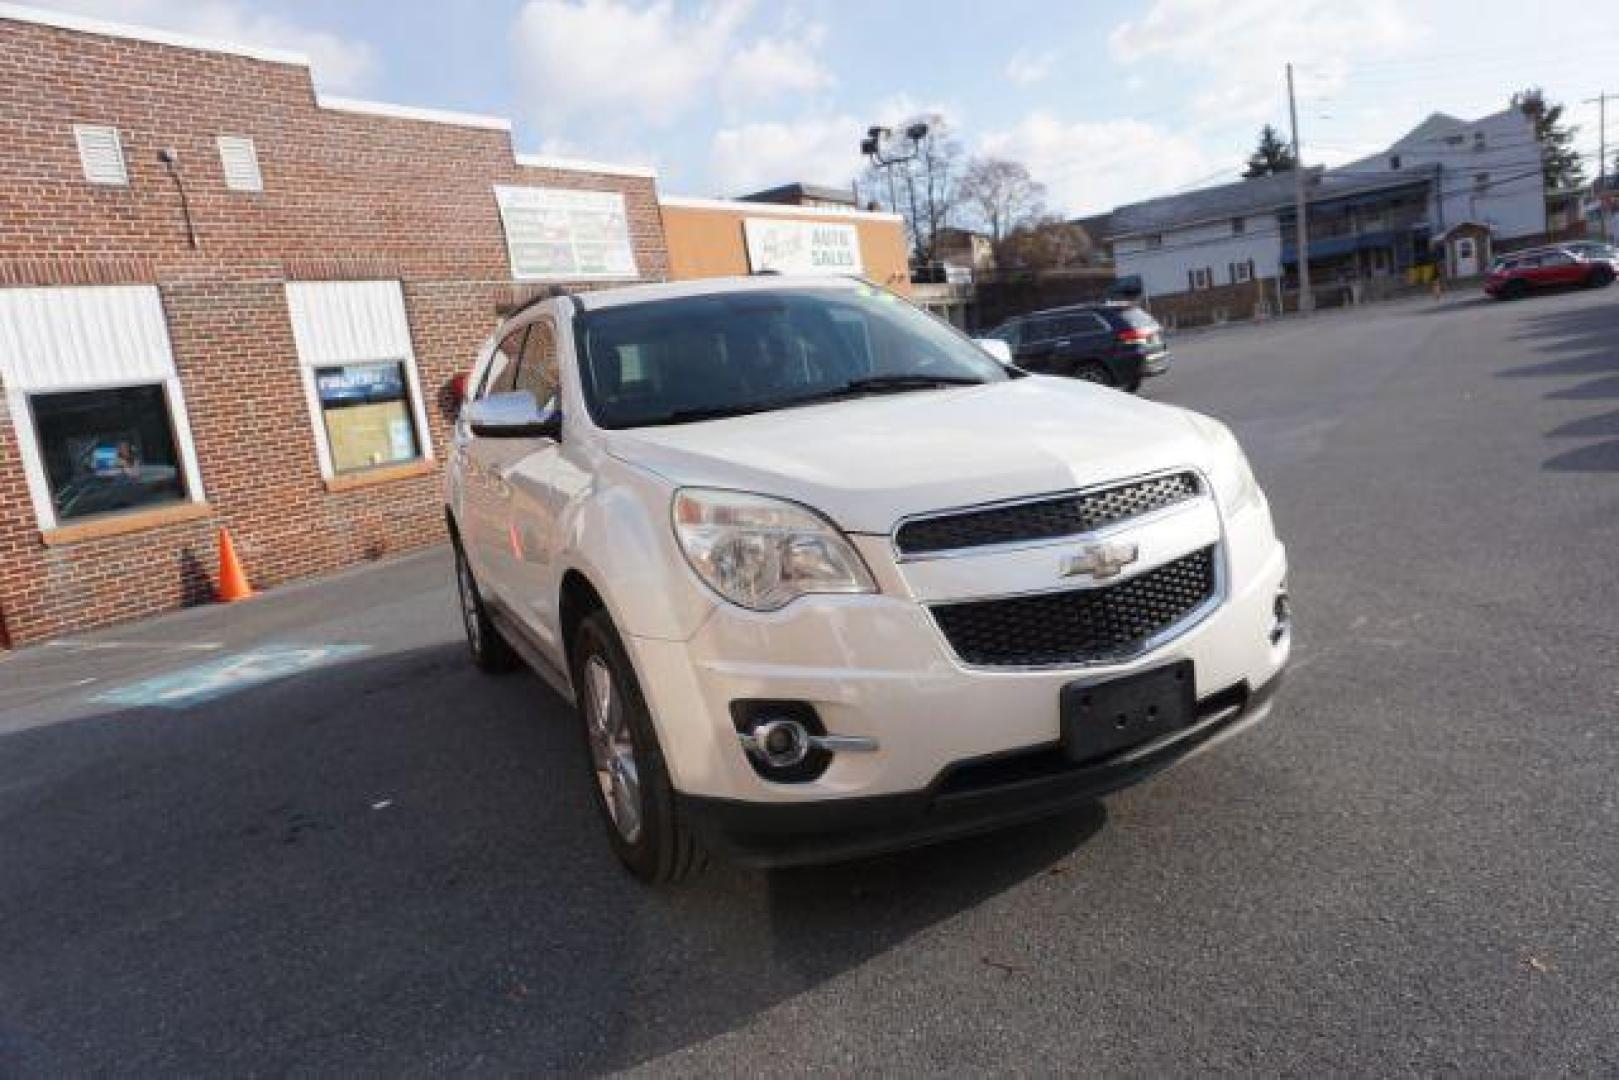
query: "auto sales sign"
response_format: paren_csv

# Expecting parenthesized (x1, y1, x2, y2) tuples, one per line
(743, 218, 864, 275)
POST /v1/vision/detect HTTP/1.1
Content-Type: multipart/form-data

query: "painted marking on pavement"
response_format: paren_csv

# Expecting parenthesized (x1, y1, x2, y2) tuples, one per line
(92, 643, 368, 709)
(47, 640, 226, 653)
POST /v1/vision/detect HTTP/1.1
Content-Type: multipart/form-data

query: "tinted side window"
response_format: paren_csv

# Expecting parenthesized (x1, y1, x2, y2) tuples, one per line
(1058, 313, 1108, 335)
(1024, 317, 1062, 345)
(481, 327, 528, 399)
(516, 317, 562, 409)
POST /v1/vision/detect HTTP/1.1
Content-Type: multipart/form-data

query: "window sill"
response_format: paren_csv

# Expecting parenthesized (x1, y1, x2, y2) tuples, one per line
(323, 459, 436, 493)
(41, 501, 215, 547)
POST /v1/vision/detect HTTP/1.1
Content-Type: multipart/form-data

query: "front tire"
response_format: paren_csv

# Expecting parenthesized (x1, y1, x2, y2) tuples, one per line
(1588, 266, 1615, 288)
(454, 542, 517, 674)
(571, 610, 704, 884)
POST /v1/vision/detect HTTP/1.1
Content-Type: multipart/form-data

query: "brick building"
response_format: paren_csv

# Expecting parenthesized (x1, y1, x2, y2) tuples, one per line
(0, 6, 668, 646)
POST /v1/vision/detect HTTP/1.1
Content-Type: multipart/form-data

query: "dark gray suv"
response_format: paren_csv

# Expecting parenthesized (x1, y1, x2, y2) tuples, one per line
(985, 302, 1170, 392)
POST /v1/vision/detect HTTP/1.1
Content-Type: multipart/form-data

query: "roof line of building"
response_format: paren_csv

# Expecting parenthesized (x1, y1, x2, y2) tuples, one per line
(0, 1, 309, 65)
(0, 3, 660, 179)
(1107, 170, 1438, 240)
(513, 153, 657, 179)
(315, 95, 512, 132)
(659, 194, 904, 223)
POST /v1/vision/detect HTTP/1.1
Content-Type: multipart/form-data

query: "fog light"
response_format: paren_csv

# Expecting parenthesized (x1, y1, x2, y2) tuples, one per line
(746, 718, 811, 769)
(1271, 586, 1292, 644)
(731, 700, 878, 783)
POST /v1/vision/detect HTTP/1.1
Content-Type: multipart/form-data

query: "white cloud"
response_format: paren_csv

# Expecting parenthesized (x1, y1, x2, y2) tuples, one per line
(34, 0, 379, 92)
(979, 111, 1219, 216)
(722, 28, 832, 106)
(708, 113, 865, 195)
(512, 0, 832, 133)
(1109, 0, 1424, 125)
(1004, 49, 1055, 87)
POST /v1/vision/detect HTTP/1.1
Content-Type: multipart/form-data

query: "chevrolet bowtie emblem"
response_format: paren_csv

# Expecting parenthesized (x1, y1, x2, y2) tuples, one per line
(1060, 540, 1140, 580)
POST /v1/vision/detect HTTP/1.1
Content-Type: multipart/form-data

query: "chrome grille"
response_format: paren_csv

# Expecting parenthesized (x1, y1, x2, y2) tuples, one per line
(930, 546, 1217, 667)
(895, 472, 1201, 556)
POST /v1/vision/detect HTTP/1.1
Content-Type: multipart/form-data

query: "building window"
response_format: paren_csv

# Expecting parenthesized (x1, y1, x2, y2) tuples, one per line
(1189, 267, 1213, 291)
(0, 285, 206, 531)
(284, 280, 433, 480)
(1473, 132, 1487, 152)
(1231, 217, 1246, 235)
(217, 135, 263, 192)
(29, 385, 187, 522)
(1389, 154, 1401, 170)
(1445, 134, 1465, 147)
(1231, 260, 1254, 285)
(73, 124, 128, 186)
(1145, 234, 1163, 250)
(313, 362, 421, 473)
(1474, 172, 1490, 192)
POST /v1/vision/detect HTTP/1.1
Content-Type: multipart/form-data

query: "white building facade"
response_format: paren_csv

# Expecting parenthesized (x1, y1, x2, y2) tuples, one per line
(1344, 109, 1546, 241)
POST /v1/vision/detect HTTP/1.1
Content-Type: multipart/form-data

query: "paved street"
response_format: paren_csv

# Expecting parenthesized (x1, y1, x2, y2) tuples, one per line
(2, 286, 1617, 1075)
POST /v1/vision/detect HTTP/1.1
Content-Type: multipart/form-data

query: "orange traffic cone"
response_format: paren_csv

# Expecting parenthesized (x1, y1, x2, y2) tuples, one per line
(216, 527, 255, 602)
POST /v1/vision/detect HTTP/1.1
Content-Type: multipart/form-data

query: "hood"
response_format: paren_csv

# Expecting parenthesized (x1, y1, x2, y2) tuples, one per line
(604, 377, 1214, 534)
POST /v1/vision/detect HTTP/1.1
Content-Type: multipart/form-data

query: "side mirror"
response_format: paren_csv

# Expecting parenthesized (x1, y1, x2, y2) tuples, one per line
(466, 391, 561, 440)
(975, 338, 1013, 364)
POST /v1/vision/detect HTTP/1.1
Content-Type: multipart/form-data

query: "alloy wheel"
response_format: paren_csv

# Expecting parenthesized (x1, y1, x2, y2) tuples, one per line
(584, 654, 642, 843)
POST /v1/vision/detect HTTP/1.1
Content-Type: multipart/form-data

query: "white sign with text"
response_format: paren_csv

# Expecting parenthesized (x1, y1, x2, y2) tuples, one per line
(494, 186, 639, 281)
(743, 218, 863, 275)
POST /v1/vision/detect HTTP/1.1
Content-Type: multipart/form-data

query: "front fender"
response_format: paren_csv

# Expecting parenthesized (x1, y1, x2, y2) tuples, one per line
(559, 458, 716, 643)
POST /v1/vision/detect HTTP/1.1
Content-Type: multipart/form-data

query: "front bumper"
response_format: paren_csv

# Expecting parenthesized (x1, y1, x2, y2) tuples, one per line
(681, 671, 1283, 868)
(625, 496, 1289, 812)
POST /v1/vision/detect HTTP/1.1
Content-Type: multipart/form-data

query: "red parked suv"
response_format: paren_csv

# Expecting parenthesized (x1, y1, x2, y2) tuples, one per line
(1484, 247, 1616, 299)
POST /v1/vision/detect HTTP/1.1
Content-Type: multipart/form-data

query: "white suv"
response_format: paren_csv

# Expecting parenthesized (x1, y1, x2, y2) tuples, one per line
(446, 276, 1289, 882)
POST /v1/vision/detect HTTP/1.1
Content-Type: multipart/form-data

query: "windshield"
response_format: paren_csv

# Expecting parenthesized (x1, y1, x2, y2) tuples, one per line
(575, 285, 1008, 429)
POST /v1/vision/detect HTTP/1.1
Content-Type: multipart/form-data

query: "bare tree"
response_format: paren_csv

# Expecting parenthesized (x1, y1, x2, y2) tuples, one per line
(958, 157, 1046, 246)
(996, 215, 1093, 270)
(861, 114, 964, 264)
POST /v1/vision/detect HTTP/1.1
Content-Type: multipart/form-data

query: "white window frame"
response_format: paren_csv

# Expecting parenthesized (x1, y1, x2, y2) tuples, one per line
(1189, 267, 1213, 291)
(283, 280, 434, 480)
(1232, 260, 1254, 285)
(0, 286, 206, 531)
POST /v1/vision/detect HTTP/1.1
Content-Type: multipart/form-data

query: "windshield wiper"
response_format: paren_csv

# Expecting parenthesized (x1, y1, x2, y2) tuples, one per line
(636, 376, 985, 427)
(641, 403, 776, 425)
(779, 374, 986, 406)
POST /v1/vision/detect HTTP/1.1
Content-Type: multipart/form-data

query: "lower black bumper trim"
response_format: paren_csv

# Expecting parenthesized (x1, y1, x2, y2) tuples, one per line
(679, 671, 1284, 869)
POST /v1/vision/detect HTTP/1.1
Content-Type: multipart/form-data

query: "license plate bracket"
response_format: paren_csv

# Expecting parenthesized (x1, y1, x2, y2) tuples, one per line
(1060, 660, 1195, 763)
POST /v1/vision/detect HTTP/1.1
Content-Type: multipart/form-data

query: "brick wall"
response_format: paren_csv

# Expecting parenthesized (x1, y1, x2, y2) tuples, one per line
(0, 15, 669, 645)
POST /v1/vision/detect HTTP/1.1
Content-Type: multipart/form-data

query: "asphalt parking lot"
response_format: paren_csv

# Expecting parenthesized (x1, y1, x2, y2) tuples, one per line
(3, 285, 1617, 1075)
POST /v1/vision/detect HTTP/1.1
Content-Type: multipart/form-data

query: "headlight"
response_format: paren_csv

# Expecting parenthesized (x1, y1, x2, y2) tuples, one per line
(1191, 416, 1263, 513)
(672, 489, 877, 611)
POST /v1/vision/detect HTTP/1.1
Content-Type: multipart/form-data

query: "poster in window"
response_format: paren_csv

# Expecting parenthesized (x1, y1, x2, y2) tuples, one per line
(316, 362, 420, 473)
(31, 384, 185, 521)
(494, 186, 639, 281)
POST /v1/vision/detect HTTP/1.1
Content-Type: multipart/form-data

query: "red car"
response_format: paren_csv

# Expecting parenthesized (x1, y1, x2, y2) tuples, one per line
(1484, 247, 1616, 299)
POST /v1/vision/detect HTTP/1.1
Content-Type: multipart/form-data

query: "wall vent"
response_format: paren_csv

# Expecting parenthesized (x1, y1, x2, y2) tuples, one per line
(74, 125, 128, 186)
(217, 135, 263, 192)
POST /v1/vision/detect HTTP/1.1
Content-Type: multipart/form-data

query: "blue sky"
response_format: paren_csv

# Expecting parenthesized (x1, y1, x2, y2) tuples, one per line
(28, 0, 1619, 215)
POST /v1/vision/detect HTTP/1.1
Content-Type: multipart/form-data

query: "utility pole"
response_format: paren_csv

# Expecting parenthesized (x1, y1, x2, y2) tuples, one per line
(1287, 63, 1313, 313)
(1587, 93, 1612, 243)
